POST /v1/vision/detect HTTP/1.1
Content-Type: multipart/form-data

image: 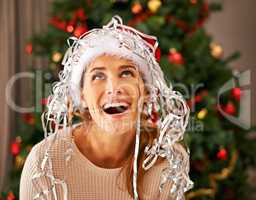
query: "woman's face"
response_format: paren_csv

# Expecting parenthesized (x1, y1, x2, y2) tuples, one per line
(81, 54, 146, 135)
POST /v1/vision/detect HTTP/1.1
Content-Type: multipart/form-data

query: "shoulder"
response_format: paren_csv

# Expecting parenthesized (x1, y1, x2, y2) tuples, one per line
(143, 143, 188, 200)
(23, 126, 72, 169)
(20, 125, 76, 200)
(38, 126, 73, 149)
(142, 159, 171, 200)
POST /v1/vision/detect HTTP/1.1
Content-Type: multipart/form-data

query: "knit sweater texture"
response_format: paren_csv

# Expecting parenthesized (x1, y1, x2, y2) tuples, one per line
(20, 126, 172, 200)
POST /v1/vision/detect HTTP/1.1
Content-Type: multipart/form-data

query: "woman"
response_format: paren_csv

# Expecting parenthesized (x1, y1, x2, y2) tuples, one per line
(20, 16, 193, 200)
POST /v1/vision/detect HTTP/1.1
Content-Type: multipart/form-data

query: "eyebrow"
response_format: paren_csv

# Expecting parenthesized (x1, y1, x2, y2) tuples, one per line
(89, 65, 137, 73)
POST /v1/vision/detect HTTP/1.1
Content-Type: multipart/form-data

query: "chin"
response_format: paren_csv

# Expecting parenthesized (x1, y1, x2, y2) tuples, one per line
(91, 107, 138, 134)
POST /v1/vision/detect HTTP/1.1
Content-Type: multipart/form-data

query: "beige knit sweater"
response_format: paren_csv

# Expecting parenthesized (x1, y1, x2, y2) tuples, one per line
(20, 126, 173, 200)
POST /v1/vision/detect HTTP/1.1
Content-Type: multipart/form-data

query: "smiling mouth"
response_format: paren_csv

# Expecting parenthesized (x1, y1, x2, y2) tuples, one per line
(102, 103, 130, 115)
(104, 106, 128, 114)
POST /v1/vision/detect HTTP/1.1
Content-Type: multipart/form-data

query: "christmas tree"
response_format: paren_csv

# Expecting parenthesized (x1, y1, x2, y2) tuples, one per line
(2, 0, 256, 199)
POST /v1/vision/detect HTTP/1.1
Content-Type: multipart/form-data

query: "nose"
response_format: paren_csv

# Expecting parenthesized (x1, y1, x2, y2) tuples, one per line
(105, 77, 123, 96)
(107, 89, 122, 96)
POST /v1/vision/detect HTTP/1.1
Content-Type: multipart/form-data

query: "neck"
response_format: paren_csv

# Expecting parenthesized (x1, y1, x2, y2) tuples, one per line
(74, 121, 136, 168)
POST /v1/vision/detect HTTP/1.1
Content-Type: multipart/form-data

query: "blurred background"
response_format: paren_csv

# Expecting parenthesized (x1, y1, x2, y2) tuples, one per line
(0, 0, 256, 199)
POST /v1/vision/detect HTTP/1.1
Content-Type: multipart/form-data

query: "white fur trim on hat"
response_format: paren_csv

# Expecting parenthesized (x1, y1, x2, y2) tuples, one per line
(69, 34, 154, 107)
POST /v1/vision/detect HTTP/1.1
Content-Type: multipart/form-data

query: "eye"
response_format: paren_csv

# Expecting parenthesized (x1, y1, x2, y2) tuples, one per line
(92, 72, 106, 81)
(120, 70, 135, 78)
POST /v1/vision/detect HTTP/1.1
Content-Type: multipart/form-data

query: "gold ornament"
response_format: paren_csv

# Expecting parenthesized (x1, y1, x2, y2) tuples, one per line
(52, 51, 62, 63)
(132, 2, 143, 14)
(197, 108, 208, 119)
(147, 0, 162, 13)
(15, 155, 25, 169)
(210, 42, 223, 59)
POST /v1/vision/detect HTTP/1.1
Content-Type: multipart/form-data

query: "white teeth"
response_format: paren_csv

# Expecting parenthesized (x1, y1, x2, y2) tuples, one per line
(103, 102, 129, 109)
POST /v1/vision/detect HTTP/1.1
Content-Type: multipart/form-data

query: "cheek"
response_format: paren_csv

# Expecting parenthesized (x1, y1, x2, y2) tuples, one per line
(83, 82, 101, 106)
(123, 81, 144, 100)
(84, 88, 100, 105)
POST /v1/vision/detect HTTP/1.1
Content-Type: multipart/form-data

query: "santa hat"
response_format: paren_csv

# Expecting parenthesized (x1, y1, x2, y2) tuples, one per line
(61, 15, 165, 109)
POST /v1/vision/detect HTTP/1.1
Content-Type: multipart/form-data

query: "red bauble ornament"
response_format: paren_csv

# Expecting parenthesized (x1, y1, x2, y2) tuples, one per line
(231, 87, 241, 101)
(194, 95, 202, 103)
(6, 191, 15, 200)
(217, 148, 228, 160)
(223, 102, 236, 115)
(73, 25, 88, 38)
(11, 141, 21, 156)
(22, 113, 35, 125)
(25, 43, 33, 55)
(168, 50, 184, 65)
